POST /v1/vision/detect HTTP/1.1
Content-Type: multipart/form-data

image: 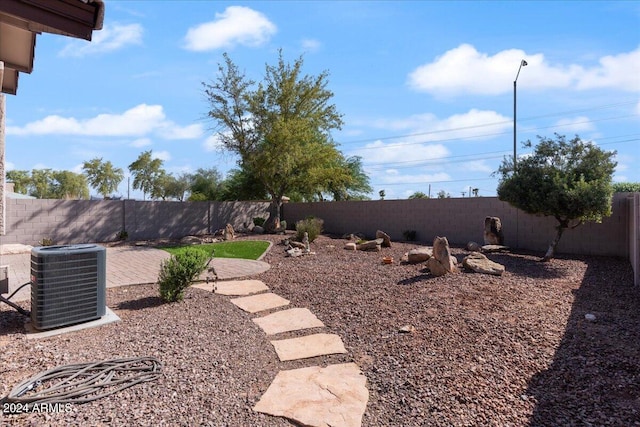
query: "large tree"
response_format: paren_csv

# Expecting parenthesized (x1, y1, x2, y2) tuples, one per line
(497, 134, 616, 261)
(187, 167, 224, 201)
(6, 170, 31, 194)
(219, 168, 267, 201)
(30, 169, 54, 199)
(204, 51, 344, 231)
(82, 157, 124, 199)
(52, 171, 89, 199)
(128, 151, 165, 200)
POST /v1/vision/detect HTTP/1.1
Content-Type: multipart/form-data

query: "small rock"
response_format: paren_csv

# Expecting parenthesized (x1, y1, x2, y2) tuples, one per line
(466, 241, 481, 252)
(344, 242, 357, 251)
(481, 244, 510, 253)
(585, 313, 596, 322)
(398, 325, 416, 333)
(253, 225, 264, 234)
(407, 247, 432, 264)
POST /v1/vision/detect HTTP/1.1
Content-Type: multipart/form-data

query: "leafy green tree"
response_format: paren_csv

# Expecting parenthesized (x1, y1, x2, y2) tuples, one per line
(51, 171, 89, 199)
(437, 190, 450, 199)
(128, 151, 165, 200)
(188, 168, 225, 201)
(6, 170, 30, 194)
(166, 173, 192, 201)
(322, 155, 372, 201)
(82, 158, 124, 199)
(30, 169, 55, 199)
(203, 51, 344, 232)
(219, 168, 267, 201)
(612, 182, 640, 192)
(496, 134, 616, 261)
(408, 191, 429, 199)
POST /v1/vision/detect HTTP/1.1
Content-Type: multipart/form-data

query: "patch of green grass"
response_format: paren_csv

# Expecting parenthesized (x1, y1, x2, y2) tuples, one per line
(160, 240, 269, 260)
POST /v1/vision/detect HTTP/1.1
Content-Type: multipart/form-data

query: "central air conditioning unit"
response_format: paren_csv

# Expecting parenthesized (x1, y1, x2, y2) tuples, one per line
(30, 244, 106, 330)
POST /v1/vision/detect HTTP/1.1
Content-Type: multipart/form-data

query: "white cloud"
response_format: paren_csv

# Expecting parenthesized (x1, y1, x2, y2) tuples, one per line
(184, 6, 276, 51)
(368, 109, 511, 143)
(5, 161, 15, 171)
(7, 104, 202, 140)
(160, 123, 204, 140)
(131, 138, 152, 147)
(462, 160, 493, 173)
(203, 134, 225, 152)
(577, 48, 640, 92)
(301, 38, 321, 52)
(71, 164, 84, 174)
(59, 23, 143, 57)
(554, 116, 595, 132)
(408, 44, 640, 96)
(153, 151, 171, 161)
(356, 141, 449, 166)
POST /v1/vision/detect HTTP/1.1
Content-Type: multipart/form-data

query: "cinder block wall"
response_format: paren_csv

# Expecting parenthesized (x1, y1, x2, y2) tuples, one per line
(1, 199, 269, 245)
(282, 193, 631, 257)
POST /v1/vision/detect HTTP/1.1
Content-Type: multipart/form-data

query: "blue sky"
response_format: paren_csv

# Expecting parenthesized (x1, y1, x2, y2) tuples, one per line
(4, 1, 640, 200)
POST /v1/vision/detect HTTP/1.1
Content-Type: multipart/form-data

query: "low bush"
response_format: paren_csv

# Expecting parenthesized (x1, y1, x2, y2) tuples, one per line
(158, 248, 210, 303)
(295, 217, 324, 243)
(253, 217, 266, 227)
(403, 230, 417, 241)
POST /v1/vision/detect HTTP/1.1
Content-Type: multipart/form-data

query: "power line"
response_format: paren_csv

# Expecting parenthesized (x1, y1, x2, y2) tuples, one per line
(339, 99, 638, 145)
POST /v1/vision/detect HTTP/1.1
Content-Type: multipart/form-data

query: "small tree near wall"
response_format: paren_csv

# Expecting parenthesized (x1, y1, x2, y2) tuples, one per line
(496, 134, 616, 261)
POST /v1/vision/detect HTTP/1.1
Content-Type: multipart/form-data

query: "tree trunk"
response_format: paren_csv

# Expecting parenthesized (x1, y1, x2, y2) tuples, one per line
(263, 198, 282, 233)
(542, 223, 566, 262)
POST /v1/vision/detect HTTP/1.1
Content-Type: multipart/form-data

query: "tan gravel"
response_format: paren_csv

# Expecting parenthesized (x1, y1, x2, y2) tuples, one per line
(1, 233, 638, 426)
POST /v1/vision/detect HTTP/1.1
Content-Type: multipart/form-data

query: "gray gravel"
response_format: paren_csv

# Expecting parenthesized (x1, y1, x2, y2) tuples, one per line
(1, 233, 639, 426)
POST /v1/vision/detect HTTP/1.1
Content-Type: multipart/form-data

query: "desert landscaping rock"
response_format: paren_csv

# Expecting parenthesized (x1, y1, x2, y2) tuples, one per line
(356, 239, 382, 251)
(253, 307, 325, 335)
(463, 252, 506, 276)
(253, 363, 369, 427)
(466, 241, 481, 252)
(406, 247, 432, 263)
(270, 333, 347, 362)
(344, 242, 357, 250)
(482, 244, 510, 253)
(231, 292, 290, 313)
(376, 230, 391, 247)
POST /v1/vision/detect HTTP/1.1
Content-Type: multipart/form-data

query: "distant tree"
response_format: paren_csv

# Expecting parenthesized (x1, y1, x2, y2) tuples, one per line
(378, 189, 386, 200)
(166, 173, 192, 201)
(188, 167, 225, 201)
(128, 151, 165, 200)
(612, 182, 640, 192)
(6, 170, 30, 194)
(82, 158, 124, 199)
(203, 51, 344, 232)
(497, 134, 616, 261)
(408, 191, 429, 199)
(30, 169, 55, 199)
(437, 190, 450, 199)
(51, 171, 89, 199)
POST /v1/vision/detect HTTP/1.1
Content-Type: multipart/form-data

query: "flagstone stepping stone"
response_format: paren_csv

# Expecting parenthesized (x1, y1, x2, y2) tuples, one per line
(253, 308, 324, 335)
(254, 363, 369, 427)
(191, 279, 269, 295)
(270, 333, 347, 362)
(231, 293, 290, 313)
(216, 279, 270, 295)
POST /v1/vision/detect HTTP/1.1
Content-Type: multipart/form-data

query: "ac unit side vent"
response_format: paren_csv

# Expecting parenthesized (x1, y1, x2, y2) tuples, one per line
(30, 245, 106, 330)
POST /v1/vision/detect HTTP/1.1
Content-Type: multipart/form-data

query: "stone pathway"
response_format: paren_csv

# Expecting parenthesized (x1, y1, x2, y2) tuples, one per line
(192, 279, 369, 427)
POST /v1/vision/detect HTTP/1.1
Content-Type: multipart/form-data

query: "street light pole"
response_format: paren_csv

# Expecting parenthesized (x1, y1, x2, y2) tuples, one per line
(513, 59, 527, 171)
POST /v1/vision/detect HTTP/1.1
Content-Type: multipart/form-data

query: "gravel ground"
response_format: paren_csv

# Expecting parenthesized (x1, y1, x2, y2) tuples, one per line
(1, 233, 639, 426)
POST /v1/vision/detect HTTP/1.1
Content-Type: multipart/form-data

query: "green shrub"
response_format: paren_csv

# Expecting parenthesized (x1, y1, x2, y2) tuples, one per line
(39, 237, 54, 246)
(402, 230, 417, 241)
(158, 248, 210, 303)
(116, 230, 128, 241)
(613, 182, 640, 193)
(253, 217, 266, 227)
(295, 217, 324, 242)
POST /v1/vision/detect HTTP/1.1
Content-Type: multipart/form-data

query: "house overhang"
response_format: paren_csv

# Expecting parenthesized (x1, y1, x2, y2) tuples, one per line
(0, 0, 104, 95)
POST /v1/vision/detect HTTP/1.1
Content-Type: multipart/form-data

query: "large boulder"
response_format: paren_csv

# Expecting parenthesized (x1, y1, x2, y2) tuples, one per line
(427, 236, 457, 276)
(356, 239, 383, 252)
(224, 223, 235, 241)
(463, 252, 505, 276)
(376, 230, 392, 248)
(483, 217, 504, 245)
(406, 247, 432, 264)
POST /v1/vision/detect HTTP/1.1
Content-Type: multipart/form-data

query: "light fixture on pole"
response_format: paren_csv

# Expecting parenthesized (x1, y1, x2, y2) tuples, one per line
(513, 59, 527, 171)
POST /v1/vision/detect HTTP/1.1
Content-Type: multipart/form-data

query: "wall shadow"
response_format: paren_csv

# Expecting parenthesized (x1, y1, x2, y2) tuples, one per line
(525, 256, 640, 426)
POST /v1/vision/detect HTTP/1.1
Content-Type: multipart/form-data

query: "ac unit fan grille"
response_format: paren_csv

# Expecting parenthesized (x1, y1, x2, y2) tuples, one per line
(31, 245, 106, 330)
